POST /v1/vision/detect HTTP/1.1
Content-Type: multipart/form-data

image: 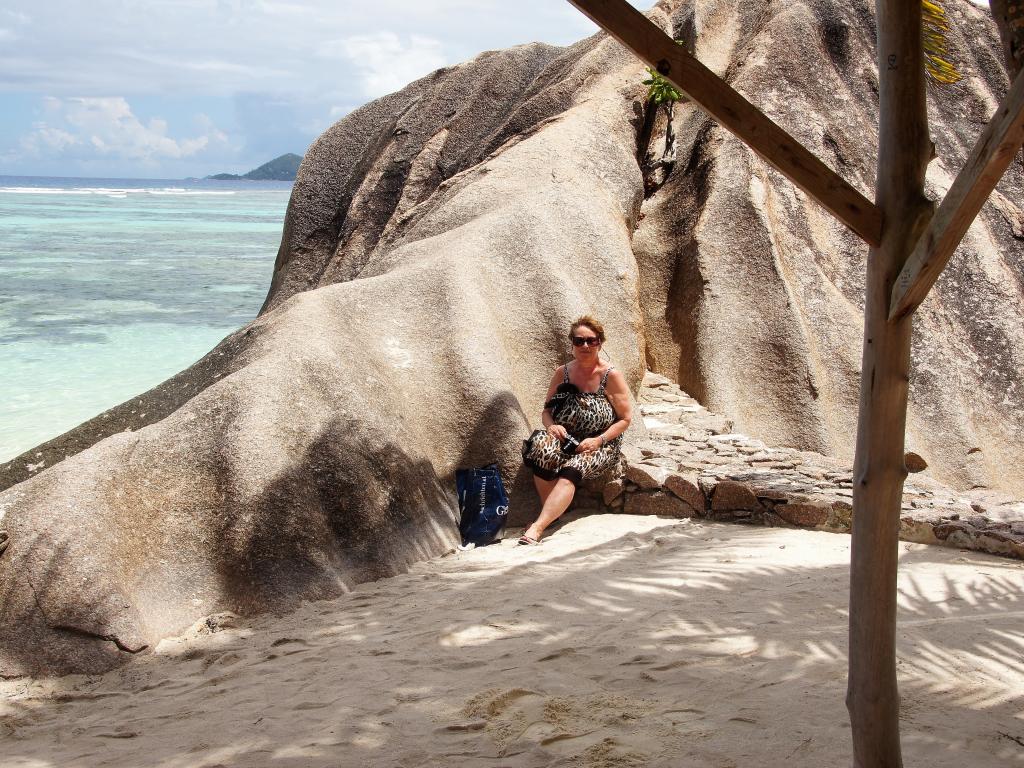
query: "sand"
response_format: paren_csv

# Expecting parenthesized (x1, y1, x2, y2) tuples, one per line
(1, 514, 1022, 767)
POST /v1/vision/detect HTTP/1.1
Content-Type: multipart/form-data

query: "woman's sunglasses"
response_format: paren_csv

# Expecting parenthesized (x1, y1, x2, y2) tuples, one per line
(572, 336, 601, 347)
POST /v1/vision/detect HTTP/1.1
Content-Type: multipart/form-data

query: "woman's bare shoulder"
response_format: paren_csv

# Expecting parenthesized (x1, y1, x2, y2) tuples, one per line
(605, 367, 628, 387)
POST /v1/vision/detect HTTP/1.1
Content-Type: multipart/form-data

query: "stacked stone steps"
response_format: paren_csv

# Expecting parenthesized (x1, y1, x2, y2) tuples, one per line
(577, 372, 1024, 560)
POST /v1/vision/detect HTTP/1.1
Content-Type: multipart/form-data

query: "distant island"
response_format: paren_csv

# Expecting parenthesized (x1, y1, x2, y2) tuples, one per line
(209, 153, 302, 181)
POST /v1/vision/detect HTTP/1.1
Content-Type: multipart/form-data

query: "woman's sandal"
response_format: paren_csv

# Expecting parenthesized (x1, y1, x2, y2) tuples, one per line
(518, 535, 541, 546)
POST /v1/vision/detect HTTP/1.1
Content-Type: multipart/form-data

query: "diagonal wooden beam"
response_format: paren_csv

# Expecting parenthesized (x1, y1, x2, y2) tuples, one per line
(568, 0, 882, 247)
(889, 67, 1024, 321)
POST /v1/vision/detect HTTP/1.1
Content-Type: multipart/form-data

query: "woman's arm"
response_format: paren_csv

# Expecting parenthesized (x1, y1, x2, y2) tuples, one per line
(541, 366, 568, 439)
(600, 369, 633, 442)
(578, 369, 633, 453)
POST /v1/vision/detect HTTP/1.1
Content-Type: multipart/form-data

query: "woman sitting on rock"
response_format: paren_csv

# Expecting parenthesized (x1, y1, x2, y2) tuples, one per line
(520, 316, 632, 544)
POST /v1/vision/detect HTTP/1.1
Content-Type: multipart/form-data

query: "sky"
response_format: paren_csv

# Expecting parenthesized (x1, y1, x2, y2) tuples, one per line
(0, 1, 652, 179)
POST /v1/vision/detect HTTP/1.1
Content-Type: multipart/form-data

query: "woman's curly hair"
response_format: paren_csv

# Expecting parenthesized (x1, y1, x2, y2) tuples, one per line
(569, 315, 606, 343)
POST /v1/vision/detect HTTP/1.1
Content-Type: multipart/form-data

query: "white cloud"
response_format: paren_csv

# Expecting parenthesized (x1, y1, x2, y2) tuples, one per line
(1, 9, 31, 24)
(20, 125, 79, 153)
(0, 0, 617, 175)
(18, 97, 230, 165)
(0, 0, 599, 97)
(320, 32, 449, 99)
(0, 8, 29, 40)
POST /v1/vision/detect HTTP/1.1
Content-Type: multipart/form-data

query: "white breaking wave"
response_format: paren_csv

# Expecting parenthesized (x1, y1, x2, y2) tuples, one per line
(147, 189, 237, 196)
(0, 187, 95, 195)
(0, 187, 237, 196)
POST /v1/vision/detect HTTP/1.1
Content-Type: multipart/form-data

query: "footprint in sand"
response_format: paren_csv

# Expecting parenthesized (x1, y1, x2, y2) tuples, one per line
(651, 659, 693, 671)
(452, 688, 657, 761)
(462, 687, 540, 719)
(269, 637, 309, 648)
(294, 700, 333, 711)
(88, 728, 139, 739)
(443, 659, 484, 671)
(437, 720, 487, 733)
(662, 707, 706, 729)
(620, 654, 658, 666)
(537, 647, 580, 662)
(201, 651, 244, 672)
(728, 716, 759, 725)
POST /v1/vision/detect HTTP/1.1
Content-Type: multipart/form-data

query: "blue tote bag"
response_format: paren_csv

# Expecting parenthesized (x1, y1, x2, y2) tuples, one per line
(456, 464, 509, 546)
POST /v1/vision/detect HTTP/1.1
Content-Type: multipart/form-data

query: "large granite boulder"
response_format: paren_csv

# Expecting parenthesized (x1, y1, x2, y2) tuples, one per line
(635, 0, 1024, 490)
(1, 0, 1021, 674)
(0, 25, 649, 676)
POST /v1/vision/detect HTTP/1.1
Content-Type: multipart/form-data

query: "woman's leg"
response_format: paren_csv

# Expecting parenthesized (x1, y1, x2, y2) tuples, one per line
(533, 474, 557, 505)
(524, 477, 576, 540)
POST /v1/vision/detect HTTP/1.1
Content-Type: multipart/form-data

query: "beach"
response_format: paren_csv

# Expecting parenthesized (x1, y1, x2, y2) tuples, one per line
(2, 514, 1021, 767)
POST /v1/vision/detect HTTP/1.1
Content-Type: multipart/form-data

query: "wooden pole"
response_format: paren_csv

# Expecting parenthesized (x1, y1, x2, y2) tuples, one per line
(567, 0, 883, 247)
(847, 2, 931, 766)
(890, 68, 1024, 321)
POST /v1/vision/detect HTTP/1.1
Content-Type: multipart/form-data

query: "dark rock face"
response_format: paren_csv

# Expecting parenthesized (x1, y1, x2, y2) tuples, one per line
(1, 0, 1022, 674)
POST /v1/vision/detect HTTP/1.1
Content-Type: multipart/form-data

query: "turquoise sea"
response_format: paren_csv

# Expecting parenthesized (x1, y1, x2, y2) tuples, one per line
(0, 175, 291, 462)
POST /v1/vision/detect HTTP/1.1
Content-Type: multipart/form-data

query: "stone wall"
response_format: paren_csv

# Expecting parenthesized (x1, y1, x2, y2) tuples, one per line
(574, 373, 1024, 560)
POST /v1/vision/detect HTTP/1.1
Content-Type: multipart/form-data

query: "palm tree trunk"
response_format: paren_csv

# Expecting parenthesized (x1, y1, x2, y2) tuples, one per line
(846, 2, 932, 766)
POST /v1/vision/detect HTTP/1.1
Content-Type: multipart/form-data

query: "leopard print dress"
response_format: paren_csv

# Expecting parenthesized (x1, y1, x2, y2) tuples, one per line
(522, 363, 623, 485)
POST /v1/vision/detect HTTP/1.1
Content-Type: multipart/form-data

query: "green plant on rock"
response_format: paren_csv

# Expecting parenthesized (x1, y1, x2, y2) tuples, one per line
(638, 41, 686, 181)
(642, 67, 683, 105)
